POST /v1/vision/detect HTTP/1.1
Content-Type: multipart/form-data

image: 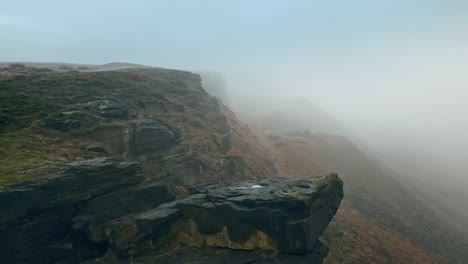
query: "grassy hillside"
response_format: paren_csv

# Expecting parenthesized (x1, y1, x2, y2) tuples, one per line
(0, 66, 276, 187)
(323, 201, 445, 264)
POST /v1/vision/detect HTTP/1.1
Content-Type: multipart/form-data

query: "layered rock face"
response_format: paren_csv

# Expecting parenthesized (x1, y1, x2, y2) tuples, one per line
(0, 67, 276, 186)
(0, 158, 343, 263)
(0, 67, 343, 263)
(0, 158, 174, 263)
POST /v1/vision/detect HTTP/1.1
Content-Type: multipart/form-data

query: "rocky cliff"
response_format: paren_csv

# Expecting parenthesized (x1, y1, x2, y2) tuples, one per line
(0, 67, 276, 186)
(0, 66, 343, 263)
(0, 158, 343, 263)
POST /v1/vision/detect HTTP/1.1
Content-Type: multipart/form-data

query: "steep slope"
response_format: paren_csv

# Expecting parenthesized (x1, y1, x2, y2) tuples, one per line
(366, 139, 468, 238)
(0, 66, 276, 187)
(236, 100, 468, 263)
(197, 71, 231, 106)
(0, 66, 341, 263)
(262, 133, 407, 203)
(323, 200, 444, 264)
(260, 133, 468, 262)
(237, 97, 348, 135)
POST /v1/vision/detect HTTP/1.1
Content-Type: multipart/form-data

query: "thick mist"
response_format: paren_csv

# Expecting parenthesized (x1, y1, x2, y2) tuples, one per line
(2, 0, 467, 231)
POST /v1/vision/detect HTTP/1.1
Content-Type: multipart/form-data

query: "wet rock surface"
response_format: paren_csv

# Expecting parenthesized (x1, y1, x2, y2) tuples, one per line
(135, 122, 178, 154)
(0, 68, 342, 263)
(0, 157, 342, 264)
(0, 158, 173, 263)
(104, 174, 343, 263)
(86, 143, 107, 153)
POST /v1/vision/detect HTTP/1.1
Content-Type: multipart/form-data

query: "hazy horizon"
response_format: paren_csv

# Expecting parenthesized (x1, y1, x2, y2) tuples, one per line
(2, 1, 467, 187)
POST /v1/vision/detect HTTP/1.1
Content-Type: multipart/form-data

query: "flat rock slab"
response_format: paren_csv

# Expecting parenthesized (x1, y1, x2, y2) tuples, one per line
(105, 174, 343, 263)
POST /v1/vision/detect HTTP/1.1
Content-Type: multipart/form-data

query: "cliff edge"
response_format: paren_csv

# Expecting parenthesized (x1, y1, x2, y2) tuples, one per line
(0, 158, 343, 263)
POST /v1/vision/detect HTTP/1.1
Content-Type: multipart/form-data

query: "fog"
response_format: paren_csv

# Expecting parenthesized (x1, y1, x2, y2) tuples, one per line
(2, 0, 468, 225)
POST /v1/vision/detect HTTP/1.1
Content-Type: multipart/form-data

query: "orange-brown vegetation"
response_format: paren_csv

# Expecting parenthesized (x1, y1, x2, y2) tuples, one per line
(323, 201, 446, 264)
(257, 132, 446, 263)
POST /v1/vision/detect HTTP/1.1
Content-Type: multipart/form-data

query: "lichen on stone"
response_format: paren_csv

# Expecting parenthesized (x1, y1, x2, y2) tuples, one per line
(162, 219, 278, 253)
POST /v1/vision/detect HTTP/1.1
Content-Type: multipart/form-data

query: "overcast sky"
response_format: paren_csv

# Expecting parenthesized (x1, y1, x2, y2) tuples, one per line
(2, 0, 468, 183)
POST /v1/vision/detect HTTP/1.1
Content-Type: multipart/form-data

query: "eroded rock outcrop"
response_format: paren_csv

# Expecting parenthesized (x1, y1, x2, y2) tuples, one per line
(0, 68, 343, 263)
(103, 174, 343, 263)
(0, 158, 174, 263)
(0, 67, 277, 187)
(0, 158, 342, 264)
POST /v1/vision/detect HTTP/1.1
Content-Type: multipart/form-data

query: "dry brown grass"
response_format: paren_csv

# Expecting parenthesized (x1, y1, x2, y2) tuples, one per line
(323, 201, 446, 264)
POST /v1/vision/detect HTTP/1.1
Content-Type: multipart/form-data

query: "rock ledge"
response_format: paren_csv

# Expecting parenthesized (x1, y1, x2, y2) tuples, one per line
(105, 174, 343, 263)
(0, 158, 343, 264)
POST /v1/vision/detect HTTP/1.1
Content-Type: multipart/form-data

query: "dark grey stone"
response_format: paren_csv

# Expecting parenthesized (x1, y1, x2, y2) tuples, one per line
(0, 158, 144, 263)
(104, 174, 344, 263)
(42, 111, 96, 131)
(0, 157, 342, 264)
(86, 143, 107, 153)
(135, 123, 177, 154)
